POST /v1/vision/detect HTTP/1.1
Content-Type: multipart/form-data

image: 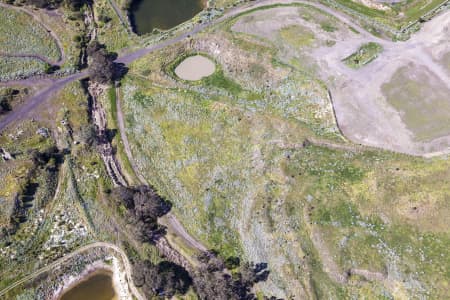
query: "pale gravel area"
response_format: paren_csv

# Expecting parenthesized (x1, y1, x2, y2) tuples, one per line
(229, 7, 450, 299)
(175, 55, 216, 80)
(233, 7, 450, 156)
(313, 12, 450, 156)
(311, 10, 450, 156)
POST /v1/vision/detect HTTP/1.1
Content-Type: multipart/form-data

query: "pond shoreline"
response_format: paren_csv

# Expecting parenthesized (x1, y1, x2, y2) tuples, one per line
(52, 257, 130, 300)
(128, 0, 206, 35)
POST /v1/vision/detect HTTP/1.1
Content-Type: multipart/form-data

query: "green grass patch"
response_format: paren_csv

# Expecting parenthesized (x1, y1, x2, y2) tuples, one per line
(202, 69, 242, 95)
(343, 42, 383, 69)
(0, 7, 61, 61)
(381, 64, 450, 141)
(279, 25, 315, 47)
(320, 22, 337, 32)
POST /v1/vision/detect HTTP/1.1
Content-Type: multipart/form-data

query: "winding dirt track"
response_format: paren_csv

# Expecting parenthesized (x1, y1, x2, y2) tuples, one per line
(0, 242, 145, 300)
(0, 72, 88, 131)
(0, 2, 447, 296)
(115, 88, 208, 252)
(0, 0, 377, 134)
(0, 2, 65, 66)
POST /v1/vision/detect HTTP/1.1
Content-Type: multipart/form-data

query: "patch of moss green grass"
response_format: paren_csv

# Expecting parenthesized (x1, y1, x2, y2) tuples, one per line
(343, 42, 383, 69)
(381, 65, 450, 142)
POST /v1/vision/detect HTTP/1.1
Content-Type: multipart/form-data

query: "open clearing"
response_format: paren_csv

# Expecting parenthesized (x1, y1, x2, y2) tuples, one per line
(119, 3, 450, 299)
(1, 1, 450, 299)
(232, 4, 450, 155)
(309, 9, 450, 155)
(382, 63, 450, 142)
(0, 5, 61, 63)
(175, 55, 216, 80)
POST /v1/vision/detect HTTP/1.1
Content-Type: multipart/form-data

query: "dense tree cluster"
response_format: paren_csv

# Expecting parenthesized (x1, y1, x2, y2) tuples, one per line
(111, 185, 171, 242)
(28, 146, 62, 168)
(87, 42, 127, 84)
(0, 88, 20, 114)
(133, 260, 192, 298)
(193, 251, 270, 300)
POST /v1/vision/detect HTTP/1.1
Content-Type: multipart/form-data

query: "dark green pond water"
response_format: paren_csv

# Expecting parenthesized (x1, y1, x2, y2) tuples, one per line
(59, 271, 117, 300)
(130, 0, 205, 35)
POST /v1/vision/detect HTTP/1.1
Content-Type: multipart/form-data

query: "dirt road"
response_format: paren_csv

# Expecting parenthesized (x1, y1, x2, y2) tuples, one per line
(0, 71, 88, 132)
(0, 0, 376, 134)
(0, 242, 144, 300)
(116, 88, 208, 252)
(0, 2, 65, 66)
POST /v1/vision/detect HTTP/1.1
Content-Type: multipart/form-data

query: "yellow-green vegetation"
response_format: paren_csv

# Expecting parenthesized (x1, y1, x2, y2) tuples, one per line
(0, 6, 60, 61)
(30, 6, 87, 70)
(94, 0, 135, 53)
(279, 25, 315, 47)
(117, 5, 450, 298)
(343, 42, 383, 68)
(0, 82, 105, 293)
(381, 64, 450, 141)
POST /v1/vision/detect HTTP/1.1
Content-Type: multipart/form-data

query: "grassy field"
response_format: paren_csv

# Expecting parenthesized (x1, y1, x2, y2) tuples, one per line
(343, 42, 383, 68)
(116, 4, 450, 298)
(0, 7, 61, 61)
(0, 57, 48, 81)
(94, 0, 135, 53)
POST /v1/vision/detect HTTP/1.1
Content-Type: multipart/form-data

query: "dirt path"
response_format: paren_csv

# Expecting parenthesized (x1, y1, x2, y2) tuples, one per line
(115, 0, 380, 65)
(107, 0, 131, 32)
(0, 0, 379, 133)
(0, 71, 88, 132)
(115, 87, 208, 252)
(0, 2, 65, 66)
(0, 242, 144, 300)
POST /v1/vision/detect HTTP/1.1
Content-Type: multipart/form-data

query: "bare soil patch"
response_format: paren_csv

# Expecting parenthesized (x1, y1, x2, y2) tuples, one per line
(382, 63, 450, 142)
(175, 55, 215, 81)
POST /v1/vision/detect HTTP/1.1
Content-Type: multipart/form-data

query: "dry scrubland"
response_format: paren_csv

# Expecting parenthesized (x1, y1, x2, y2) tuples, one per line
(0, 7, 60, 61)
(0, 3, 87, 80)
(118, 4, 450, 299)
(0, 82, 123, 298)
(0, 6, 60, 80)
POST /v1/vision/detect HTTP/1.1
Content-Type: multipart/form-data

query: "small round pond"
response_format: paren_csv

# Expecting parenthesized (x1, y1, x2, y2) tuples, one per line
(130, 0, 205, 35)
(175, 55, 216, 81)
(59, 271, 117, 300)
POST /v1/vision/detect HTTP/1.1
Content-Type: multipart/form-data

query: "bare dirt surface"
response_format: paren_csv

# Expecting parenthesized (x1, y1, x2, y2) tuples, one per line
(309, 10, 450, 156)
(175, 55, 216, 80)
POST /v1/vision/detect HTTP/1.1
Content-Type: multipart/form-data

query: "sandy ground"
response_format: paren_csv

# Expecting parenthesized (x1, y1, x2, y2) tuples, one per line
(311, 10, 450, 156)
(233, 6, 450, 156)
(53, 257, 132, 300)
(175, 55, 215, 80)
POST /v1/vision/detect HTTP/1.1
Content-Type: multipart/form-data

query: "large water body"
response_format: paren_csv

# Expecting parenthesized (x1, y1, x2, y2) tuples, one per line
(59, 271, 117, 300)
(130, 0, 205, 35)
